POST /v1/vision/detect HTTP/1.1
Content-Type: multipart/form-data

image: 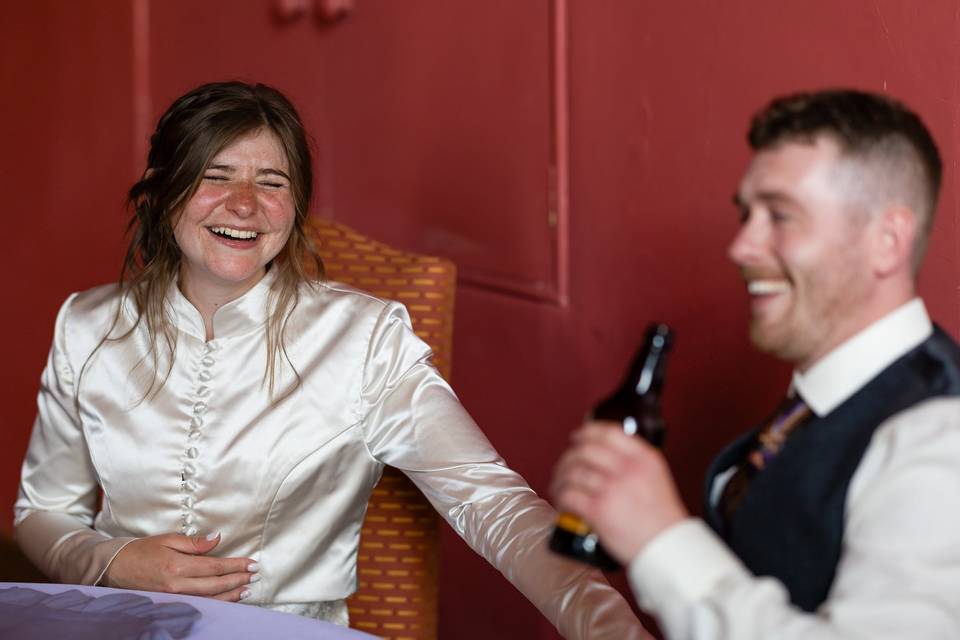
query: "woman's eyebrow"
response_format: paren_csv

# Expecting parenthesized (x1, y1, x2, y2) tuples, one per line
(204, 164, 291, 181)
(258, 168, 291, 180)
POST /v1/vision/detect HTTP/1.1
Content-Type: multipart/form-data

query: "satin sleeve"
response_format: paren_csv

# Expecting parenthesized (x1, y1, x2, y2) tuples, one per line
(14, 294, 136, 585)
(360, 303, 651, 640)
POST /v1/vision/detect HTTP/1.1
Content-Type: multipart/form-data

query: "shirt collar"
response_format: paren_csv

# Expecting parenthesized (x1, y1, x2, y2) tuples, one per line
(168, 269, 278, 341)
(792, 298, 932, 417)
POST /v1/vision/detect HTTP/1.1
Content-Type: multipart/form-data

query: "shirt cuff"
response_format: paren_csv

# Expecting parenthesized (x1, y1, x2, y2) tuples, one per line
(15, 511, 138, 586)
(628, 518, 747, 616)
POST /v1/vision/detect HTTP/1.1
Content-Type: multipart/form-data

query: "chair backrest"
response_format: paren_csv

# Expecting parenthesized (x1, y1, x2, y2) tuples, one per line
(302, 216, 456, 640)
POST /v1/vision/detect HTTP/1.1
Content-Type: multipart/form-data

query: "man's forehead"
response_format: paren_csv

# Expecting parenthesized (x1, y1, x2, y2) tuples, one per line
(737, 137, 843, 200)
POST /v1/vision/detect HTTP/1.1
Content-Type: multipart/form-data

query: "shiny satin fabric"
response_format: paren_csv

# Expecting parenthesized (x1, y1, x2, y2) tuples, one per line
(16, 272, 650, 639)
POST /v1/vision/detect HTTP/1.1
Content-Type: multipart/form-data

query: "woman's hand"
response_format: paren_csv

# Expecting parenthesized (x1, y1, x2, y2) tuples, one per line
(101, 532, 259, 601)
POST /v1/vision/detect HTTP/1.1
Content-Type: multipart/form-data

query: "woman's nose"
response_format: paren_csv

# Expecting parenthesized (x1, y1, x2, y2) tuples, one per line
(225, 183, 256, 217)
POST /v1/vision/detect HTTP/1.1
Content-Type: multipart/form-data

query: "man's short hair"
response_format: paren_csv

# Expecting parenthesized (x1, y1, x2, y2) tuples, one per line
(749, 89, 942, 272)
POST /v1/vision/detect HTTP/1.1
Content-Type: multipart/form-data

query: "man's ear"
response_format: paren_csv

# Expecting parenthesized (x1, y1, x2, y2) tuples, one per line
(872, 205, 917, 277)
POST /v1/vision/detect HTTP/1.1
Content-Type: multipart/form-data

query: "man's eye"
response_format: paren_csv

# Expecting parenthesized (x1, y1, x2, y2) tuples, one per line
(771, 210, 790, 223)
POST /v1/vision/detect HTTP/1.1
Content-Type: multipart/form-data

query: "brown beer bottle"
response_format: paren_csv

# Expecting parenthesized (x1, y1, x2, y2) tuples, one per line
(549, 323, 674, 570)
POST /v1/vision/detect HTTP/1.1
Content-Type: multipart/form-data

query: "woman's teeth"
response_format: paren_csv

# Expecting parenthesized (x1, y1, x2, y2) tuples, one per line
(210, 226, 258, 240)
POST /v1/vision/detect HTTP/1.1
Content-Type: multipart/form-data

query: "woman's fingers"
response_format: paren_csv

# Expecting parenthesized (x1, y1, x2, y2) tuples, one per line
(210, 584, 254, 602)
(171, 569, 260, 597)
(181, 554, 258, 579)
(161, 537, 259, 597)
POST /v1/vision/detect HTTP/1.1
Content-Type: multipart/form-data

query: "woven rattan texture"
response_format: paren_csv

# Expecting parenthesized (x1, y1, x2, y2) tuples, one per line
(304, 217, 456, 640)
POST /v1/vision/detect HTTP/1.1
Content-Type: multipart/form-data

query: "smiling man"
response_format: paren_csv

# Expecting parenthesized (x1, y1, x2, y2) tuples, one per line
(552, 90, 960, 638)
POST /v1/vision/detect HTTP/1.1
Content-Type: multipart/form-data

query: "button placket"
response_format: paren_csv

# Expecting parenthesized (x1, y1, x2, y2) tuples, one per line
(178, 340, 217, 536)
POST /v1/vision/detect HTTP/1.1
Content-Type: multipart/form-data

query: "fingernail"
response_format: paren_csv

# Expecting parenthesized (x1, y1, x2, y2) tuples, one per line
(249, 574, 261, 583)
(247, 562, 260, 573)
(240, 589, 251, 600)
(205, 531, 220, 541)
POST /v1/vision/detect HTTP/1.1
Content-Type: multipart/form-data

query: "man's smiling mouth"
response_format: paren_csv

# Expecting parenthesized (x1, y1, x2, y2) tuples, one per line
(747, 279, 791, 296)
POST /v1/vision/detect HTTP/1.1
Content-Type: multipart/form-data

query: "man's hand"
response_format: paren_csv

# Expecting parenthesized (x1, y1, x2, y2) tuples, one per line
(102, 532, 259, 601)
(551, 422, 690, 565)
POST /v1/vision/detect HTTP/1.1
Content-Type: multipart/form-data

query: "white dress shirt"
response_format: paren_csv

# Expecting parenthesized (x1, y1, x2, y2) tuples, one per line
(628, 299, 960, 639)
(16, 271, 650, 639)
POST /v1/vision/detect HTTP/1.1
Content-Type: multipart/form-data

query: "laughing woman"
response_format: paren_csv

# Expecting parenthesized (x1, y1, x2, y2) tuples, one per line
(14, 81, 648, 639)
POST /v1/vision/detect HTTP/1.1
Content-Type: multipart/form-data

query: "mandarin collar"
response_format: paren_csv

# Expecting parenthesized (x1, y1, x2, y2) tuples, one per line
(167, 269, 277, 341)
(791, 298, 932, 417)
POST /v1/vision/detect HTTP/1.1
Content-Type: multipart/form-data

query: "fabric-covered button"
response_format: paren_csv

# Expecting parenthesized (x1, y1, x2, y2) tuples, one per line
(186, 447, 199, 459)
(201, 356, 215, 368)
(198, 370, 212, 382)
(193, 402, 207, 415)
(185, 526, 198, 536)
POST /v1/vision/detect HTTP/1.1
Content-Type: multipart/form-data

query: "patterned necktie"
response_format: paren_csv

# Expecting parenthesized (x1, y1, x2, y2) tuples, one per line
(718, 394, 812, 527)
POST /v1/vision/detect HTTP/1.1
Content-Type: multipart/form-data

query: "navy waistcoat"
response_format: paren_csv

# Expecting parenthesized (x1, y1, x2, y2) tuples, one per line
(703, 326, 960, 611)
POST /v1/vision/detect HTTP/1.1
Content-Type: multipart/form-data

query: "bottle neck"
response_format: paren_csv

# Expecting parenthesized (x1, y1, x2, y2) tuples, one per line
(629, 329, 670, 398)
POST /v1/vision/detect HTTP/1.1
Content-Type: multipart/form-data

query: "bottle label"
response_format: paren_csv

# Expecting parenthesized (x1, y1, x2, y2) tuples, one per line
(556, 512, 593, 536)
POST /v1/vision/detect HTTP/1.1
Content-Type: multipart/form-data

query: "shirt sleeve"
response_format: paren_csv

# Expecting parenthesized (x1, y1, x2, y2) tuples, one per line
(628, 397, 960, 640)
(359, 302, 652, 640)
(14, 294, 136, 585)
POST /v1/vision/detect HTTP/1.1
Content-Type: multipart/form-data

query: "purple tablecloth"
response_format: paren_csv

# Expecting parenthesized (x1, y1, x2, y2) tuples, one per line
(0, 583, 375, 639)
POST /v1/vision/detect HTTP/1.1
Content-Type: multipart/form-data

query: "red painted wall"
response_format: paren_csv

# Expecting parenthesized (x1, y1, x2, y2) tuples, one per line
(2, 0, 134, 519)
(3, 2, 959, 639)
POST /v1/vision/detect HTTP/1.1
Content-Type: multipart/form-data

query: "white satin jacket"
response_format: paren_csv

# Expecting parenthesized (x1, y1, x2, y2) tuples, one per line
(15, 272, 649, 639)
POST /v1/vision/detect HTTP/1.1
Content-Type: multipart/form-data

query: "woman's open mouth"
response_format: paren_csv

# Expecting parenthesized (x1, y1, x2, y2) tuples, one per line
(208, 226, 259, 242)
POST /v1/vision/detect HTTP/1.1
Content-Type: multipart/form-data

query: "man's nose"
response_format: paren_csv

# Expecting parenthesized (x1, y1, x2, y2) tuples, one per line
(727, 212, 768, 267)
